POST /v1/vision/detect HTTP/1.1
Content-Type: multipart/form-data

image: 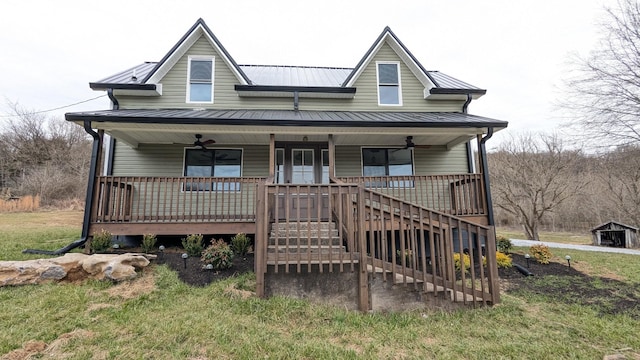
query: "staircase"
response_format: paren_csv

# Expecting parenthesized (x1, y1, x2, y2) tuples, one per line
(266, 221, 358, 265)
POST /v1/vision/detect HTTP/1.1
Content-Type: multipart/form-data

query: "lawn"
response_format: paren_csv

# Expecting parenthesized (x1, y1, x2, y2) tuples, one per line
(1, 210, 639, 359)
(497, 228, 592, 245)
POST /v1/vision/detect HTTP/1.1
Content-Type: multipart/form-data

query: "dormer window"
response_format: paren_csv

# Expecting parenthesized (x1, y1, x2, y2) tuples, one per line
(187, 56, 214, 103)
(377, 62, 402, 106)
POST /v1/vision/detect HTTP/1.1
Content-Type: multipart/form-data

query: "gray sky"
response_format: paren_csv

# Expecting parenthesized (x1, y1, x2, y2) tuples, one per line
(0, 0, 616, 147)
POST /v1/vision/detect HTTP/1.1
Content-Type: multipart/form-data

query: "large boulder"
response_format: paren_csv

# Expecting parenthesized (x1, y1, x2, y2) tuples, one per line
(0, 253, 154, 286)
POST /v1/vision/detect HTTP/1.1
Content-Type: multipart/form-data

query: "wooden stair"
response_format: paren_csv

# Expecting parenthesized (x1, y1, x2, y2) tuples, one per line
(266, 221, 358, 265)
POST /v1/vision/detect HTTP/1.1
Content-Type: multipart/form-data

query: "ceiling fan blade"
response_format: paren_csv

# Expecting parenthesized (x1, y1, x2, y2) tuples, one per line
(201, 139, 216, 146)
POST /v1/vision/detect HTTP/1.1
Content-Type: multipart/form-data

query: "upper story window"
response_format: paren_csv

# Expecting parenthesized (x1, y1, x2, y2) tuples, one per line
(376, 62, 402, 106)
(187, 56, 214, 103)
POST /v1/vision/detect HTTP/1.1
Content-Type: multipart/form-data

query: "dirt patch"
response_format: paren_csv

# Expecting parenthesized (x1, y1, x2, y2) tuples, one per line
(157, 249, 254, 287)
(500, 254, 640, 318)
(106, 268, 156, 299)
(0, 329, 93, 360)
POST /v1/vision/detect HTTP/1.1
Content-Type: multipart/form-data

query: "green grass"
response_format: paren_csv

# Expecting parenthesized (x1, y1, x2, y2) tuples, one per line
(497, 228, 592, 245)
(1, 211, 639, 359)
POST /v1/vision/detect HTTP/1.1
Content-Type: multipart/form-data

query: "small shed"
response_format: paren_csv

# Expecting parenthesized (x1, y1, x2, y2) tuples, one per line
(591, 221, 638, 248)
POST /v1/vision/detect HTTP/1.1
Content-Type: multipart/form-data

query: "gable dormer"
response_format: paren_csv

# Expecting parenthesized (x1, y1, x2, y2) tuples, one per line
(343, 27, 485, 104)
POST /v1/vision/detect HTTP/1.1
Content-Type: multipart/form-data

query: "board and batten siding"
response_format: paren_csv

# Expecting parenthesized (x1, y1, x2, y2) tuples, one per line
(111, 142, 270, 177)
(117, 37, 465, 112)
(334, 144, 469, 177)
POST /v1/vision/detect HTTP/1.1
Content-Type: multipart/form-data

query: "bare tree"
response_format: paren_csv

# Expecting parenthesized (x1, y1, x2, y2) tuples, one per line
(489, 133, 587, 240)
(599, 145, 640, 225)
(0, 102, 91, 205)
(563, 0, 640, 147)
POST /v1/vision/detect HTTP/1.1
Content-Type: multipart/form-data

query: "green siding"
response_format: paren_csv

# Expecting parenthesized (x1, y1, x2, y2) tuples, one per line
(117, 38, 465, 112)
(112, 142, 270, 177)
(334, 144, 469, 177)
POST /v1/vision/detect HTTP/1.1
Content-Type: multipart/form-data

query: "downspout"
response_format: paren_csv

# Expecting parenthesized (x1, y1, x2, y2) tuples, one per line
(23, 120, 101, 255)
(107, 88, 119, 109)
(479, 127, 495, 226)
(463, 94, 474, 173)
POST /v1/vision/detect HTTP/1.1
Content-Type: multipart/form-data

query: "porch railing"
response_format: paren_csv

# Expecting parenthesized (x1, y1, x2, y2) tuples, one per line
(93, 176, 265, 223)
(254, 178, 499, 309)
(337, 174, 486, 216)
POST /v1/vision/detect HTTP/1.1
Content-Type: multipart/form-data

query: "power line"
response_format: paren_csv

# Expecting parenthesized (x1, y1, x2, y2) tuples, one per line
(0, 94, 108, 118)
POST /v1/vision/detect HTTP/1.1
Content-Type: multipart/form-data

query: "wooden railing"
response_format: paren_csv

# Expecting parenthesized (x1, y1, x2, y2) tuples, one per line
(357, 187, 499, 307)
(337, 174, 486, 216)
(93, 176, 265, 223)
(254, 178, 500, 309)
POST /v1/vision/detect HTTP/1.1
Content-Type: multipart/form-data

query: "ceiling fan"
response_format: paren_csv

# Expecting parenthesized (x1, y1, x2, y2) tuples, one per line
(193, 134, 215, 149)
(401, 136, 431, 150)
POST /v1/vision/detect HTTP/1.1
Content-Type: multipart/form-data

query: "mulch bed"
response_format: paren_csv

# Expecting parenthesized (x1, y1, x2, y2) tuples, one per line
(155, 249, 254, 287)
(147, 249, 639, 318)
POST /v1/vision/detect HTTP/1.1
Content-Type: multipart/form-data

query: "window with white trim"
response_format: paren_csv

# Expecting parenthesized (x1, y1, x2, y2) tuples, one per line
(187, 56, 214, 103)
(183, 149, 242, 191)
(376, 62, 402, 105)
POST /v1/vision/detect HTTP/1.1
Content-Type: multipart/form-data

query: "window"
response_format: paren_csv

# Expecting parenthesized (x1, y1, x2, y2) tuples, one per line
(362, 148, 413, 187)
(377, 62, 401, 105)
(322, 149, 329, 184)
(187, 56, 214, 103)
(184, 149, 242, 191)
(275, 148, 285, 184)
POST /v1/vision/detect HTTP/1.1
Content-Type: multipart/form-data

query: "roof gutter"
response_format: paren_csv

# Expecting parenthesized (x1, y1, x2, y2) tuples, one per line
(23, 120, 101, 255)
(479, 127, 495, 226)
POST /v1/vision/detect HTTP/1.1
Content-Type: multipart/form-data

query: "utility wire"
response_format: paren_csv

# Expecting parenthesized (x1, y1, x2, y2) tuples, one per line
(0, 94, 107, 118)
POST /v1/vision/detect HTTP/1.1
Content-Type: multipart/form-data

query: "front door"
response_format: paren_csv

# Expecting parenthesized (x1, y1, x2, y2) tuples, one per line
(274, 142, 329, 220)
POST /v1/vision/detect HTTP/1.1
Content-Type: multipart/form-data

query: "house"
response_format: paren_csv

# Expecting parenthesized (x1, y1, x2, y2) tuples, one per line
(64, 19, 507, 311)
(591, 221, 638, 248)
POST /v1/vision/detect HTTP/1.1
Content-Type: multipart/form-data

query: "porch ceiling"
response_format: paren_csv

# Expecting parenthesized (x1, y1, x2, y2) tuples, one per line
(80, 122, 484, 148)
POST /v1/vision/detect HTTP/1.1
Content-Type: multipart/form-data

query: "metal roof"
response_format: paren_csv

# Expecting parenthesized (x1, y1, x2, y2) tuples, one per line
(66, 109, 507, 128)
(92, 62, 482, 93)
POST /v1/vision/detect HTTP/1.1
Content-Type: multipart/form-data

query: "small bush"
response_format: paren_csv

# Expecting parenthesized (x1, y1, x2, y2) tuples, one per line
(182, 234, 204, 257)
(91, 229, 112, 253)
(202, 238, 234, 270)
(231, 233, 252, 256)
(496, 251, 513, 268)
(496, 236, 512, 254)
(530, 244, 553, 264)
(141, 233, 157, 253)
(454, 253, 471, 272)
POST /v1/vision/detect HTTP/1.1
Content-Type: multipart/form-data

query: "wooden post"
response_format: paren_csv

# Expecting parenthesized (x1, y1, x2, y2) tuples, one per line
(255, 180, 266, 298)
(485, 226, 501, 304)
(357, 186, 370, 312)
(328, 134, 335, 179)
(269, 134, 275, 178)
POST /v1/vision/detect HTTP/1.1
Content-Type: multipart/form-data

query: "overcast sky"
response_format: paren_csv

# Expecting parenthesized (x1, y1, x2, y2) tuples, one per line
(0, 0, 617, 147)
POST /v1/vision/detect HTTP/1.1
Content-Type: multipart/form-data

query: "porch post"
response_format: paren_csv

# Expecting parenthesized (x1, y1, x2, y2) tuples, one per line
(328, 134, 335, 179)
(269, 134, 275, 178)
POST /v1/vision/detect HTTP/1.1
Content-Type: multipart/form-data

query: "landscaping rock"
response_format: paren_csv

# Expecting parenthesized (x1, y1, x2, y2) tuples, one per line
(0, 253, 154, 286)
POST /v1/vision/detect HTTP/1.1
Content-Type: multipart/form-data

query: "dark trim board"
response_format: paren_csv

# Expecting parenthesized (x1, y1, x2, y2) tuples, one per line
(91, 222, 257, 236)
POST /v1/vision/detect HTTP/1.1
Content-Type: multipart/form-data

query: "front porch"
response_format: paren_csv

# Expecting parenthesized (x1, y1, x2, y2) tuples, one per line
(88, 173, 499, 311)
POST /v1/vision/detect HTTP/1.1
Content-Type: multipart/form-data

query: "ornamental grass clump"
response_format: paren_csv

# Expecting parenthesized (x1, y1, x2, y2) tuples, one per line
(530, 244, 553, 264)
(202, 238, 234, 270)
(453, 252, 471, 272)
(141, 233, 157, 253)
(182, 234, 204, 257)
(231, 232, 252, 256)
(91, 229, 112, 253)
(495, 251, 513, 268)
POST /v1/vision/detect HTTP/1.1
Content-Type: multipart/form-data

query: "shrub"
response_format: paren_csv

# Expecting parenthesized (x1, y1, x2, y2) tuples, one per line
(91, 229, 112, 253)
(496, 236, 512, 254)
(141, 233, 157, 253)
(182, 234, 204, 257)
(453, 253, 471, 272)
(495, 251, 513, 268)
(530, 244, 553, 264)
(231, 233, 252, 256)
(201, 238, 234, 270)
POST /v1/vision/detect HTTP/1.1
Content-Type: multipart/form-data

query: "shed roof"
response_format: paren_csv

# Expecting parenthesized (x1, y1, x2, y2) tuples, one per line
(591, 221, 639, 232)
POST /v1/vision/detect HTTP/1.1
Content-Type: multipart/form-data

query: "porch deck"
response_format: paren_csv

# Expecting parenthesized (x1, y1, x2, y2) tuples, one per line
(88, 174, 499, 311)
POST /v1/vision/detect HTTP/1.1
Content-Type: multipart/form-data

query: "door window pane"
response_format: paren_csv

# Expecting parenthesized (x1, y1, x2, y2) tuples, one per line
(292, 149, 314, 184)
